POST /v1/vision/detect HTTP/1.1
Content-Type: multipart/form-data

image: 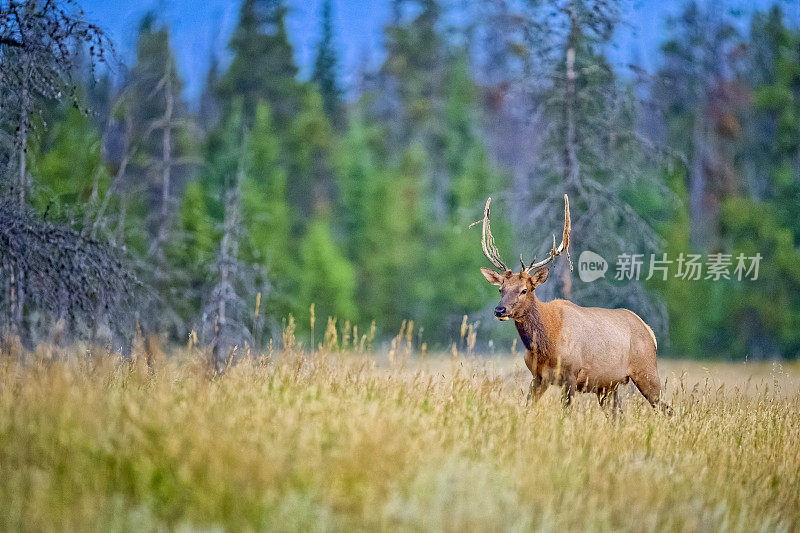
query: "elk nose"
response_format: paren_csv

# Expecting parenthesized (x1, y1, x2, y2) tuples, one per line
(494, 305, 506, 317)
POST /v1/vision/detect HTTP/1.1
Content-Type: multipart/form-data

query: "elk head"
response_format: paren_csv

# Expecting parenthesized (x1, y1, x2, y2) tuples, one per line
(474, 195, 571, 321)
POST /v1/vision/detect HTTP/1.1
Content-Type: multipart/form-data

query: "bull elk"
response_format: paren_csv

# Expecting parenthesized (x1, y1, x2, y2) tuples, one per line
(475, 195, 670, 413)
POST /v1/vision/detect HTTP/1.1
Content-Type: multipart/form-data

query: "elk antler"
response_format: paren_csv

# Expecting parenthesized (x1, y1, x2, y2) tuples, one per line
(526, 194, 572, 273)
(470, 197, 508, 272)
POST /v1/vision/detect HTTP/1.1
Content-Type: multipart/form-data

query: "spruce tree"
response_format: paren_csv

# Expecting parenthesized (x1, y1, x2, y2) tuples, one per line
(298, 210, 358, 331)
(241, 103, 295, 326)
(656, 1, 743, 249)
(381, 0, 448, 220)
(286, 90, 336, 215)
(311, 0, 344, 128)
(220, 0, 302, 128)
(708, 7, 800, 358)
(199, 53, 221, 133)
(426, 58, 509, 334)
(339, 120, 427, 333)
(747, 6, 800, 236)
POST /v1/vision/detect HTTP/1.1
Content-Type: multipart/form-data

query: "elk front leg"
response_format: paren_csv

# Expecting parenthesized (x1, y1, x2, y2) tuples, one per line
(561, 382, 575, 409)
(598, 388, 622, 416)
(561, 379, 576, 409)
(526, 375, 546, 406)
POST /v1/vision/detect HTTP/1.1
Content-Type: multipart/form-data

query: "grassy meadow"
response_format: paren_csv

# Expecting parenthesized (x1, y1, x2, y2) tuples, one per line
(1, 337, 799, 532)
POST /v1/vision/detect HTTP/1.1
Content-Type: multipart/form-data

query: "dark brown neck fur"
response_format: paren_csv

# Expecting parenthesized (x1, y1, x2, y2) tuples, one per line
(514, 296, 551, 359)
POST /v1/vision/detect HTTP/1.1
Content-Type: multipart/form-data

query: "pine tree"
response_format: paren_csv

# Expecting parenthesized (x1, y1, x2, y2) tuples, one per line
(297, 210, 358, 331)
(746, 6, 800, 236)
(656, 1, 744, 249)
(336, 112, 427, 333)
(220, 0, 302, 128)
(180, 102, 254, 353)
(649, 1, 754, 358)
(181, 99, 303, 341)
(0, 0, 110, 209)
(356, 4, 517, 340)
(0, 1, 112, 337)
(286, 89, 336, 214)
(705, 7, 800, 358)
(199, 52, 221, 133)
(241, 103, 294, 325)
(426, 57, 509, 334)
(311, 0, 344, 128)
(381, 0, 448, 220)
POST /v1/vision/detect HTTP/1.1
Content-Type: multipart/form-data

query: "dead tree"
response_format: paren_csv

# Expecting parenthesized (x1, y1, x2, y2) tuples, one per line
(0, 201, 140, 348)
(0, 0, 111, 206)
(204, 129, 252, 371)
(1, 0, 111, 336)
(146, 60, 192, 292)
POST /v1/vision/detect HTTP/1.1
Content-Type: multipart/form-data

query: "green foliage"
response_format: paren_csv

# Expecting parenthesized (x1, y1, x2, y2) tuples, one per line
(428, 58, 510, 332)
(648, 166, 717, 358)
(125, 12, 194, 204)
(655, 99, 800, 360)
(177, 103, 246, 325)
(28, 106, 109, 224)
(179, 181, 215, 267)
(13, 0, 800, 358)
(383, 0, 446, 149)
(220, 0, 301, 128)
(241, 105, 291, 267)
(241, 103, 295, 319)
(311, 0, 343, 127)
(297, 213, 357, 329)
(286, 90, 336, 214)
(719, 197, 800, 358)
(748, 6, 800, 239)
(649, 2, 800, 359)
(337, 117, 427, 333)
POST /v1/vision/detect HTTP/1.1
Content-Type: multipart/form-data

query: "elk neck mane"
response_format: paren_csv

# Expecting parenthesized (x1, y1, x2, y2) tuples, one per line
(514, 296, 553, 361)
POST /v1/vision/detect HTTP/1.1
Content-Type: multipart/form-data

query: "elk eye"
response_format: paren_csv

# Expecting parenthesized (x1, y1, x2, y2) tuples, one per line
(521, 289, 527, 294)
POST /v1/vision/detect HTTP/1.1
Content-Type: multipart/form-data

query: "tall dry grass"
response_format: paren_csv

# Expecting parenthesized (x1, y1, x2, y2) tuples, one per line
(0, 340, 798, 531)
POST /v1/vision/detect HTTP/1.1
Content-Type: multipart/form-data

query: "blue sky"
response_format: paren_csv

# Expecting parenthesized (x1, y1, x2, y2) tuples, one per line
(81, 0, 796, 106)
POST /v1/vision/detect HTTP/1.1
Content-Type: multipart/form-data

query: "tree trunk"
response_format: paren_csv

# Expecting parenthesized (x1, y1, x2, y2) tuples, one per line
(212, 130, 245, 371)
(152, 68, 175, 290)
(563, 7, 580, 192)
(560, 3, 580, 300)
(17, 121, 27, 209)
(15, 49, 32, 209)
(115, 198, 127, 248)
(689, 111, 707, 249)
(93, 119, 132, 241)
(7, 51, 32, 337)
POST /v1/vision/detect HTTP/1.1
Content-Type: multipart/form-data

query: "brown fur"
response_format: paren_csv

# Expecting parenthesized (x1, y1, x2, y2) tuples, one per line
(481, 266, 670, 413)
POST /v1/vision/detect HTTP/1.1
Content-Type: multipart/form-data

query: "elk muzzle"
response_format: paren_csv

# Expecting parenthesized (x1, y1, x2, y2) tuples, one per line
(494, 305, 510, 321)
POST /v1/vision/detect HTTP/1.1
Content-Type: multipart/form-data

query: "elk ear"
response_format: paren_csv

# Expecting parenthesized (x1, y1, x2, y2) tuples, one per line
(530, 267, 549, 287)
(480, 267, 504, 286)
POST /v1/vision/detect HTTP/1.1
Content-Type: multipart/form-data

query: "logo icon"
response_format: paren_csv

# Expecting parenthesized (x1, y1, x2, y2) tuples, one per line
(578, 250, 607, 282)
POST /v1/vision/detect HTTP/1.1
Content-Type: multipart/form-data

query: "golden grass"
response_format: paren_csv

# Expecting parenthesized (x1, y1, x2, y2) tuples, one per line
(1, 345, 798, 532)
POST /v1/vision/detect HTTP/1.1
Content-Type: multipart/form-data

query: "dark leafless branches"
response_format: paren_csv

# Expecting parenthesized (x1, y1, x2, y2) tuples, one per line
(0, 200, 140, 348)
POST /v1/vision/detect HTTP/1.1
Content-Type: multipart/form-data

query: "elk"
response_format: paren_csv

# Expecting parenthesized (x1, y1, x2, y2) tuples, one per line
(475, 195, 670, 413)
